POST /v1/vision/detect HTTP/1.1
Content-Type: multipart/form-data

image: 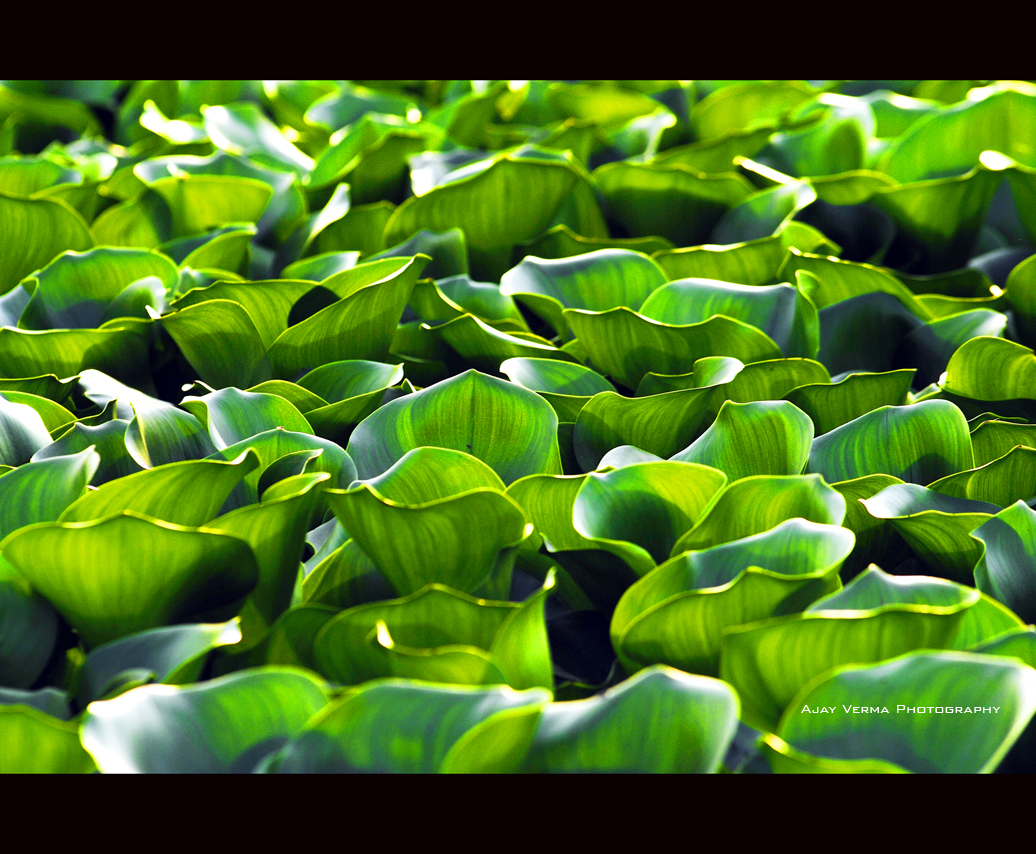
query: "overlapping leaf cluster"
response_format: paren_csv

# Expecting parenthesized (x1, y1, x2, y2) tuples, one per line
(2, 79, 1036, 773)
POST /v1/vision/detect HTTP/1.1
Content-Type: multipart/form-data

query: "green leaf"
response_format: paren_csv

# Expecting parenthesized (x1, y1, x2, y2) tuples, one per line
(775, 650, 1036, 773)
(301, 538, 393, 610)
(572, 461, 727, 564)
(282, 251, 360, 282)
(181, 387, 312, 449)
(81, 667, 329, 772)
(720, 357, 832, 404)
(673, 473, 846, 554)
(970, 419, 1036, 466)
(720, 566, 981, 731)
(0, 448, 99, 540)
(385, 147, 606, 279)
(500, 357, 616, 423)
(125, 398, 219, 469)
(0, 511, 260, 647)
(517, 224, 674, 262)
(370, 228, 467, 279)
(157, 298, 273, 389)
(444, 665, 739, 774)
(347, 369, 561, 486)
(806, 400, 974, 485)
(0, 707, 95, 773)
(690, 80, 817, 140)
(653, 125, 774, 173)
(929, 445, 1036, 507)
(133, 171, 273, 240)
(499, 249, 667, 339)
(0, 556, 59, 688)
(269, 679, 549, 773)
(613, 519, 853, 675)
(18, 247, 178, 330)
(860, 483, 997, 582)
(638, 278, 818, 359)
(0, 321, 150, 384)
(0, 190, 93, 294)
(203, 102, 313, 176)
(711, 180, 817, 244)
(0, 396, 54, 465)
(671, 400, 814, 482)
(31, 420, 143, 485)
(942, 336, 1036, 401)
(784, 369, 915, 435)
(77, 620, 242, 706)
(594, 162, 753, 246)
(573, 386, 723, 471)
(59, 451, 259, 526)
(831, 474, 909, 579)
(424, 314, 570, 373)
(565, 307, 783, 392)
(267, 255, 429, 378)
(972, 501, 1036, 623)
(246, 380, 328, 415)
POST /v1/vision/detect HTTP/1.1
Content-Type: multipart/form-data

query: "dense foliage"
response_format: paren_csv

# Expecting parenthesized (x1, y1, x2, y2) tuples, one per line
(2, 79, 1036, 773)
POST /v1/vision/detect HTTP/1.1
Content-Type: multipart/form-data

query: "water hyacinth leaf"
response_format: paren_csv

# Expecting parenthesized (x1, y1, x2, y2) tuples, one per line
(0, 556, 59, 688)
(972, 501, 1036, 623)
(181, 388, 313, 450)
(942, 336, 1036, 401)
(59, 451, 259, 526)
(270, 680, 550, 774)
(162, 224, 256, 274)
(0, 191, 93, 294)
(594, 162, 753, 247)
(0, 512, 260, 647)
(31, 420, 143, 485)
(720, 358, 832, 404)
(325, 484, 528, 599)
(710, 180, 817, 245)
(156, 299, 273, 389)
(370, 229, 467, 280)
(897, 310, 1007, 387)
(81, 668, 329, 773)
(0, 448, 99, 540)
(425, 314, 569, 372)
(672, 400, 814, 483)
(347, 370, 561, 485)
(775, 651, 1036, 773)
(505, 474, 596, 553)
(77, 620, 242, 707)
(565, 307, 782, 392)
(0, 321, 150, 384)
(347, 447, 505, 505)
(929, 446, 1036, 508)
(806, 400, 973, 485)
(207, 473, 328, 639)
(970, 419, 1036, 466)
(135, 173, 273, 240)
(267, 255, 428, 378)
(784, 370, 915, 435)
(125, 399, 219, 469)
(860, 483, 998, 583)
(613, 519, 854, 676)
(832, 474, 910, 579)
(690, 80, 817, 141)
(0, 374, 76, 405)
(673, 474, 846, 554)
(499, 250, 667, 339)
(516, 224, 674, 261)
(500, 357, 615, 422)
(0, 397, 53, 466)
(202, 102, 314, 176)
(638, 279, 819, 359)
(384, 148, 606, 279)
(653, 125, 774, 174)
(0, 707, 96, 773)
(573, 386, 722, 472)
(281, 251, 360, 283)
(0, 391, 73, 435)
(301, 538, 394, 611)
(572, 462, 727, 564)
(18, 247, 178, 330)
(445, 666, 739, 774)
(720, 567, 981, 731)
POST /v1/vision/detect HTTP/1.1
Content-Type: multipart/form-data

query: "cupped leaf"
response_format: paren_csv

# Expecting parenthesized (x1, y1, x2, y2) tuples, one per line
(970, 419, 1036, 466)
(594, 161, 753, 246)
(0, 397, 53, 465)
(157, 298, 272, 389)
(0, 448, 99, 540)
(81, 667, 329, 773)
(32, 420, 143, 485)
(972, 501, 1036, 623)
(0, 511, 260, 647)
(710, 180, 817, 244)
(424, 314, 570, 373)
(861, 483, 998, 582)
(673, 473, 846, 554)
(0, 190, 92, 294)
(443, 665, 739, 774)
(573, 386, 723, 472)
(784, 369, 915, 435)
(673, 397, 814, 481)
(499, 249, 667, 338)
(613, 519, 854, 676)
(565, 306, 782, 391)
(806, 400, 973, 485)
(0, 390, 74, 435)
(19, 247, 178, 330)
(690, 80, 817, 141)
(267, 255, 428, 378)
(501, 357, 615, 422)
(720, 566, 982, 731)
(77, 620, 242, 707)
(347, 369, 561, 486)
(268, 679, 550, 774)
(0, 556, 59, 688)
(125, 397, 219, 469)
(775, 650, 1036, 773)
(0, 321, 150, 385)
(384, 146, 606, 279)
(181, 387, 312, 450)
(929, 445, 1036, 508)
(572, 461, 727, 564)
(517, 223, 674, 261)
(942, 336, 1036, 401)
